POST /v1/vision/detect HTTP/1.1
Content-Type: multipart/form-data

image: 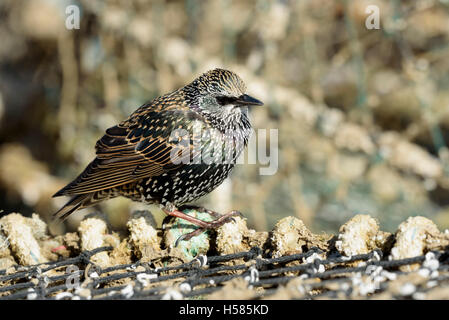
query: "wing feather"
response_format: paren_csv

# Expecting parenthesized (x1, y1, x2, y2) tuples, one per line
(54, 104, 197, 196)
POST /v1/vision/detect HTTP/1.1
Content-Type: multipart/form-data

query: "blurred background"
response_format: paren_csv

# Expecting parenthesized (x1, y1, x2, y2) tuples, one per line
(1, 0, 449, 235)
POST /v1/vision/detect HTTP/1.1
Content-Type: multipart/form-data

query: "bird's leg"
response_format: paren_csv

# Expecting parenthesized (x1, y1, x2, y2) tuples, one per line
(163, 208, 243, 245)
(178, 204, 223, 218)
(163, 208, 211, 228)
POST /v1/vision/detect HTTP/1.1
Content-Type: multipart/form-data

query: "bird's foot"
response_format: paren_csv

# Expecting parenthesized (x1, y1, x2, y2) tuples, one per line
(174, 228, 206, 246)
(164, 208, 243, 246)
(203, 210, 242, 229)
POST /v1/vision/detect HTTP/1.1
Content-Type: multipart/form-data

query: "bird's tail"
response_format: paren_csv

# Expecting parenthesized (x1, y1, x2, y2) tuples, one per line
(53, 191, 112, 221)
(53, 193, 92, 221)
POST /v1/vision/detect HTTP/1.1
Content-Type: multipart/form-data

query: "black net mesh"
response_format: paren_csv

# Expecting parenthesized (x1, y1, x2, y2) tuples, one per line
(1, 246, 448, 300)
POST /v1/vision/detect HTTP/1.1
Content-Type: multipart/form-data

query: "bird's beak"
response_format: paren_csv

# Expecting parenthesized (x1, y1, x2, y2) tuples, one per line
(236, 94, 264, 106)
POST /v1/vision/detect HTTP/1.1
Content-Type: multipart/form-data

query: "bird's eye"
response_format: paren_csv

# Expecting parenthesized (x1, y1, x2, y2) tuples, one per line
(216, 95, 237, 106)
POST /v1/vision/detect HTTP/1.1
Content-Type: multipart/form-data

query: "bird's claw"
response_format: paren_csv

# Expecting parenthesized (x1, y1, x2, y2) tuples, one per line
(175, 228, 205, 247)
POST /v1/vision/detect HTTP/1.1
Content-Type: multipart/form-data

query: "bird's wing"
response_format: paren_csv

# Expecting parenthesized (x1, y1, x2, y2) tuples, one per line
(54, 105, 202, 196)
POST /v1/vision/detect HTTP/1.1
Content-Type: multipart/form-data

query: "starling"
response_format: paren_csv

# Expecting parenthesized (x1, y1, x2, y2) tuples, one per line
(53, 68, 263, 240)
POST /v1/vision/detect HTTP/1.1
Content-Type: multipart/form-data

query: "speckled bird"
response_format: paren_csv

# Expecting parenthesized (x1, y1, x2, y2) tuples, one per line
(53, 68, 263, 239)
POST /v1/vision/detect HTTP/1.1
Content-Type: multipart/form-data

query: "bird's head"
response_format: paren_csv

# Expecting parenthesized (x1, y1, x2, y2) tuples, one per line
(184, 68, 263, 129)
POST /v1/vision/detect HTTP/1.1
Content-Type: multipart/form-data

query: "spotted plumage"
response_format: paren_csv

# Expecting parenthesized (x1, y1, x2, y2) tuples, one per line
(53, 68, 263, 236)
